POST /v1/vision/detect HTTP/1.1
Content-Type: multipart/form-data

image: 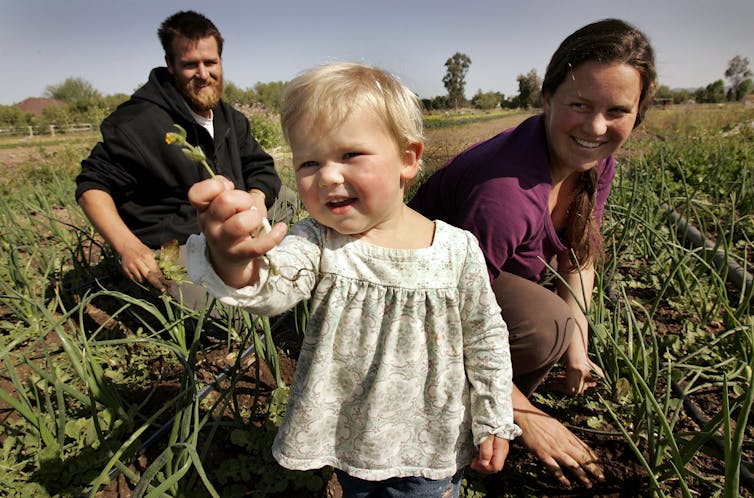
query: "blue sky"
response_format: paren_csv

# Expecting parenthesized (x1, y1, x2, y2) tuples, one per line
(2, 0, 753, 105)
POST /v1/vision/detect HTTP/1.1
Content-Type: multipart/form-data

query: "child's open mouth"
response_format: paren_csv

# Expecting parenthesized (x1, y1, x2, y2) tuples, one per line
(326, 197, 357, 214)
(326, 198, 356, 209)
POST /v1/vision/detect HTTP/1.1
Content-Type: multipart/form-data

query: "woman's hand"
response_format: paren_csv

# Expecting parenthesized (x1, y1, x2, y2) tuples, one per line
(555, 261, 603, 395)
(513, 386, 604, 488)
(188, 176, 287, 287)
(552, 343, 605, 395)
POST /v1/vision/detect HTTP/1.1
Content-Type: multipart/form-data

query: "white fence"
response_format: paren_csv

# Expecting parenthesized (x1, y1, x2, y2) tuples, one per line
(0, 123, 95, 138)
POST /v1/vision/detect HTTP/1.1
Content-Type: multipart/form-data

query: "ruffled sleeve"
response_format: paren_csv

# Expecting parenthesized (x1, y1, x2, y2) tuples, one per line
(457, 231, 522, 444)
(186, 219, 322, 316)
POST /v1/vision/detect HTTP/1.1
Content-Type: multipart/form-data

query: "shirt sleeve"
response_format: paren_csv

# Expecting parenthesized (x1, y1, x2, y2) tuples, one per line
(407, 164, 453, 223)
(186, 219, 321, 316)
(75, 119, 142, 202)
(458, 232, 522, 444)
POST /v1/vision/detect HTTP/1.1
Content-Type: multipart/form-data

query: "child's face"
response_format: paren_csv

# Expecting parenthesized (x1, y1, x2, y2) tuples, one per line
(290, 106, 420, 242)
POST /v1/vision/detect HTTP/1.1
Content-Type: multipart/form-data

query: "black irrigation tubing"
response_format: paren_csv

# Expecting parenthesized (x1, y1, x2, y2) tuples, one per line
(603, 280, 754, 489)
(603, 203, 754, 489)
(79, 310, 291, 497)
(669, 380, 754, 489)
(662, 203, 754, 300)
(660, 203, 754, 488)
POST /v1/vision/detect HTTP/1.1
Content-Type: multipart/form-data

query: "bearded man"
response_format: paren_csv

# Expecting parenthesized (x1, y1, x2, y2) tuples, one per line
(76, 11, 290, 302)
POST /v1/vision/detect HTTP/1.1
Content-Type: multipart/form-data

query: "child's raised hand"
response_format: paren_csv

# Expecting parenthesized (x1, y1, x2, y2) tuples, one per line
(188, 176, 287, 287)
(470, 435, 510, 474)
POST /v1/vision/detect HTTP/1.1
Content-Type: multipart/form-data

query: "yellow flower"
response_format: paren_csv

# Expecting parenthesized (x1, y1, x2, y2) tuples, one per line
(165, 124, 215, 178)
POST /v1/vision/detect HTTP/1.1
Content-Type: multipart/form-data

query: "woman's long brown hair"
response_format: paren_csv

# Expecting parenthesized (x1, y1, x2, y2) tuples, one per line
(543, 19, 657, 269)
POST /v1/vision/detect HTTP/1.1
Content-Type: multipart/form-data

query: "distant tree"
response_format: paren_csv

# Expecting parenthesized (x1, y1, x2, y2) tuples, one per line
(471, 89, 503, 110)
(434, 95, 450, 110)
(253, 81, 286, 112)
(694, 79, 726, 103)
(0, 105, 32, 127)
(724, 55, 753, 101)
(655, 85, 673, 100)
(499, 95, 517, 109)
(443, 52, 471, 109)
(738, 78, 752, 98)
(726, 79, 753, 101)
(654, 85, 694, 105)
(513, 69, 541, 109)
(40, 103, 74, 127)
(45, 77, 103, 112)
(672, 88, 691, 104)
(223, 81, 246, 104)
(101, 93, 130, 112)
(421, 95, 449, 111)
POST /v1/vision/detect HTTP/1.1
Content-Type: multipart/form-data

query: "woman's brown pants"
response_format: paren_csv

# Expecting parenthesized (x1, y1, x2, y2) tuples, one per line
(491, 271, 574, 396)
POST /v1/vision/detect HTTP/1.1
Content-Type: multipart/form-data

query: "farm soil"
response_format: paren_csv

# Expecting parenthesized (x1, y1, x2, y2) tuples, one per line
(2, 114, 752, 497)
(57, 253, 750, 497)
(82, 285, 746, 498)
(80, 283, 654, 498)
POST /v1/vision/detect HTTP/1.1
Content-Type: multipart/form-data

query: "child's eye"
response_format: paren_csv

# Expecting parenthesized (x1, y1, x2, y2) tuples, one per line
(570, 102, 588, 111)
(343, 152, 362, 160)
(297, 160, 319, 170)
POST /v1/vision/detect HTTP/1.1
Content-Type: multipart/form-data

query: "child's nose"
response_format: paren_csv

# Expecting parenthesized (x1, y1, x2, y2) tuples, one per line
(318, 162, 344, 187)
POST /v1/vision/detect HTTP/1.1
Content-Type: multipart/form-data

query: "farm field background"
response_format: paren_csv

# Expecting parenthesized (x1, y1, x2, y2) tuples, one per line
(0, 104, 753, 497)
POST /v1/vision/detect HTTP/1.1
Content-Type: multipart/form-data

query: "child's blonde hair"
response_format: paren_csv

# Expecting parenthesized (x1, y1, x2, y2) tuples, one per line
(280, 62, 424, 154)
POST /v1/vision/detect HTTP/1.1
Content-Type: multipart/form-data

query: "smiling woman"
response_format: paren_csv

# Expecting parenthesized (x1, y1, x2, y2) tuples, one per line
(542, 61, 641, 185)
(408, 18, 657, 489)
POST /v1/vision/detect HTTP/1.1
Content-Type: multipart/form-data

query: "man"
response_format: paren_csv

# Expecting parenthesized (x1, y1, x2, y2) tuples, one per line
(76, 11, 289, 301)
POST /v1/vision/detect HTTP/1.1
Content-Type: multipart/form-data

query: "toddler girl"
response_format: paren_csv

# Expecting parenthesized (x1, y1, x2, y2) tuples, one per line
(187, 62, 520, 497)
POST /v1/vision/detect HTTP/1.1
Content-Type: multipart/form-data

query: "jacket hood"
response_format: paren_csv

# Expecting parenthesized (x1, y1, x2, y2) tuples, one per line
(131, 67, 195, 122)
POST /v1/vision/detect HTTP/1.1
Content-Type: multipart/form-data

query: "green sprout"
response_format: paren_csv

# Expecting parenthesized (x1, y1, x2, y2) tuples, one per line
(166, 123, 272, 236)
(165, 124, 215, 178)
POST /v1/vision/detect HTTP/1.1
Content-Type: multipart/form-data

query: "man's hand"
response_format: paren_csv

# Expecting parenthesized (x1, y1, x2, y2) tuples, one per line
(470, 435, 510, 474)
(77, 188, 168, 291)
(118, 239, 159, 281)
(114, 239, 170, 292)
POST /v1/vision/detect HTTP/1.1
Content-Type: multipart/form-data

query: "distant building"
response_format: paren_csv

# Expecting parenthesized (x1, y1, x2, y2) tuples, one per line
(654, 97, 673, 109)
(15, 97, 67, 115)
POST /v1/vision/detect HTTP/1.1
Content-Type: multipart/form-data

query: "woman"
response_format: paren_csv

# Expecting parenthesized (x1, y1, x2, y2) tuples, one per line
(409, 18, 656, 488)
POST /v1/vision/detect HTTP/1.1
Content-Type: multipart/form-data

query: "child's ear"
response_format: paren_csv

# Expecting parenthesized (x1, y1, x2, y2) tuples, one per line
(401, 142, 424, 181)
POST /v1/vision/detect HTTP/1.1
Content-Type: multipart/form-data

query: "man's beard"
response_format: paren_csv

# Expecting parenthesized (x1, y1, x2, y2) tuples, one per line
(177, 73, 223, 114)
